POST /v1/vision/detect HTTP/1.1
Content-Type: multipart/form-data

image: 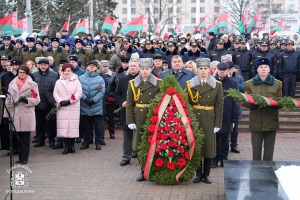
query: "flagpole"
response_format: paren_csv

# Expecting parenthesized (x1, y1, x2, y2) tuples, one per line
(89, 0, 94, 37)
(25, 0, 33, 35)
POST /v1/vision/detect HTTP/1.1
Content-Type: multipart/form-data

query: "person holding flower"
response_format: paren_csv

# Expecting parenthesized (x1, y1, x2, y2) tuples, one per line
(4, 65, 40, 165)
(79, 60, 105, 150)
(53, 63, 82, 155)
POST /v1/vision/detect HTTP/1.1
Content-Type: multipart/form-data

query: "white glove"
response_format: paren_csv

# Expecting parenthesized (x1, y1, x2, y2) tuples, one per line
(214, 127, 220, 133)
(128, 123, 137, 130)
(232, 123, 235, 128)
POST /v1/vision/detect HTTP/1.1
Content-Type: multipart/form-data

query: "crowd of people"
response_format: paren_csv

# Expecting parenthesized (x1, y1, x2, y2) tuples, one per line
(0, 29, 299, 183)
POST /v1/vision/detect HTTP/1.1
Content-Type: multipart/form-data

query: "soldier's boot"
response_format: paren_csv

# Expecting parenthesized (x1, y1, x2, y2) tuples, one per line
(70, 138, 75, 154)
(136, 171, 146, 182)
(62, 138, 69, 155)
(193, 165, 203, 183)
(203, 158, 212, 184)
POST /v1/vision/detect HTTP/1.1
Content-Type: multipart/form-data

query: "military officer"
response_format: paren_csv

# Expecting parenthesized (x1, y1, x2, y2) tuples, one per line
(163, 42, 180, 69)
(69, 38, 93, 68)
(245, 57, 282, 161)
(182, 42, 206, 63)
(126, 58, 162, 182)
(19, 37, 43, 64)
(209, 39, 229, 62)
(92, 39, 111, 62)
(186, 58, 223, 184)
(0, 35, 18, 57)
(139, 40, 162, 58)
(44, 37, 68, 66)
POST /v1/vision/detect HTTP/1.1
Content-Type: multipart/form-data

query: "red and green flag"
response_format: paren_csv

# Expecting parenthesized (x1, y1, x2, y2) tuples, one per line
(194, 14, 209, 34)
(270, 20, 285, 35)
(39, 22, 51, 36)
(60, 15, 70, 33)
(75, 18, 89, 34)
(101, 14, 120, 34)
(120, 13, 148, 34)
(238, 7, 248, 33)
(173, 19, 182, 35)
(0, 12, 17, 34)
(153, 19, 163, 36)
(217, 13, 231, 32)
(256, 18, 270, 34)
(246, 9, 261, 34)
(71, 19, 81, 38)
(207, 15, 220, 34)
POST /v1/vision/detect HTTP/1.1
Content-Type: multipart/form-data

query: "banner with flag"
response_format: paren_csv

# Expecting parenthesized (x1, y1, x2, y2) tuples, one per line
(256, 18, 270, 35)
(217, 13, 231, 32)
(238, 7, 247, 33)
(101, 14, 120, 34)
(246, 9, 262, 34)
(194, 14, 209, 34)
(174, 19, 182, 35)
(120, 13, 148, 34)
(74, 18, 89, 34)
(40, 22, 51, 36)
(71, 19, 81, 37)
(270, 20, 285, 35)
(60, 15, 71, 33)
(153, 19, 163, 36)
(17, 18, 27, 34)
(0, 12, 18, 34)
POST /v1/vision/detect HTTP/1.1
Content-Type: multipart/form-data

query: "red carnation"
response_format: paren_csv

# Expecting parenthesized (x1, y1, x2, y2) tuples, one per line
(107, 97, 114, 102)
(162, 94, 168, 99)
(153, 107, 159, 114)
(71, 94, 76, 101)
(187, 117, 192, 123)
(161, 143, 168, 150)
(161, 134, 168, 140)
(164, 125, 171, 132)
(185, 151, 190, 160)
(31, 89, 38, 98)
(157, 102, 162, 108)
(166, 87, 176, 95)
(175, 93, 181, 99)
(174, 124, 180, 131)
(175, 134, 180, 140)
(181, 138, 187, 145)
(151, 116, 158, 124)
(177, 119, 183, 125)
(168, 140, 175, 147)
(7, 83, 10, 88)
(184, 108, 188, 114)
(166, 106, 171, 111)
(180, 100, 186, 107)
(175, 142, 180, 148)
(172, 117, 178, 123)
(155, 158, 164, 167)
(155, 147, 161, 153)
(148, 125, 156, 133)
(168, 132, 175, 139)
(148, 136, 153, 143)
(179, 147, 185, 153)
(157, 75, 161, 78)
(168, 111, 174, 117)
(181, 132, 187, 138)
(156, 140, 162, 145)
(167, 161, 176, 170)
(178, 158, 186, 168)
(157, 132, 162, 139)
(173, 107, 178, 113)
(169, 100, 175, 106)
(99, 85, 103, 89)
(165, 118, 171, 124)
(180, 126, 186, 133)
(167, 150, 174, 157)
(158, 126, 163, 132)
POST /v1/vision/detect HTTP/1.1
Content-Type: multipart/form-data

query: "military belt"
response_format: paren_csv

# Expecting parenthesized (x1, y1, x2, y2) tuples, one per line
(135, 103, 150, 108)
(192, 105, 214, 110)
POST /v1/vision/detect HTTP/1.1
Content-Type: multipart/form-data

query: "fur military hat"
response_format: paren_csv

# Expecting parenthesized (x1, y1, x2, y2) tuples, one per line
(100, 60, 109, 67)
(138, 58, 153, 68)
(255, 57, 271, 68)
(196, 58, 211, 67)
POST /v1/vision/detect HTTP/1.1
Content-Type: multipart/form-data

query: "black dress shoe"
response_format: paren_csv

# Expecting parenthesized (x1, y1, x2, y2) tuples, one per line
(116, 121, 121, 126)
(80, 144, 89, 150)
(49, 142, 55, 148)
(96, 144, 101, 150)
(75, 138, 81, 143)
(109, 133, 115, 139)
(120, 160, 130, 166)
(32, 139, 38, 143)
(204, 175, 212, 184)
(89, 140, 93, 144)
(193, 167, 203, 183)
(220, 161, 224, 167)
(132, 153, 137, 158)
(15, 160, 22, 163)
(33, 141, 45, 147)
(100, 140, 106, 145)
(231, 146, 240, 153)
(52, 143, 64, 149)
(21, 161, 27, 165)
(136, 172, 146, 182)
(211, 161, 218, 168)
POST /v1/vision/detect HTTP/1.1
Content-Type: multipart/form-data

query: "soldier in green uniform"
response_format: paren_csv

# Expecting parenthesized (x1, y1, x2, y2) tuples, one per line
(126, 58, 162, 182)
(92, 39, 111, 62)
(19, 37, 43, 64)
(186, 58, 223, 184)
(44, 37, 67, 66)
(245, 57, 282, 161)
(69, 39, 92, 69)
(0, 36, 18, 57)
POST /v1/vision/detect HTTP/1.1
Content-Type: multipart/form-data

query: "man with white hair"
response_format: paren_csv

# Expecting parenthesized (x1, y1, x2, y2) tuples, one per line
(221, 54, 242, 76)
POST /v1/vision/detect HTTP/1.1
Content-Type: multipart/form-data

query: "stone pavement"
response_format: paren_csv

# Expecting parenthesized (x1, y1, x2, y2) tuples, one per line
(0, 131, 300, 200)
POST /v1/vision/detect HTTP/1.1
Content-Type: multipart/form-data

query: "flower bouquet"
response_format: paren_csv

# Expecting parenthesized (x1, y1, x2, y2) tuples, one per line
(45, 94, 75, 121)
(7, 89, 38, 110)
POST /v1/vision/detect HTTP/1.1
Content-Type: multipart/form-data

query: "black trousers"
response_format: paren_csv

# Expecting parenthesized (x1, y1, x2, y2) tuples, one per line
(35, 109, 56, 143)
(283, 74, 297, 98)
(0, 118, 18, 151)
(17, 132, 31, 162)
(106, 104, 116, 134)
(122, 129, 133, 161)
(230, 121, 239, 147)
(213, 132, 230, 163)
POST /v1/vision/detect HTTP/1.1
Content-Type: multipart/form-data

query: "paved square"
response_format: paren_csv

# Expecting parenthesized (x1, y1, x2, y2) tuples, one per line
(0, 131, 299, 200)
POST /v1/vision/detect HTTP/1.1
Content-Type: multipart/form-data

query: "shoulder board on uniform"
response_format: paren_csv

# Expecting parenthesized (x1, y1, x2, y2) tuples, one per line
(246, 79, 252, 84)
(216, 80, 221, 84)
(275, 79, 282, 84)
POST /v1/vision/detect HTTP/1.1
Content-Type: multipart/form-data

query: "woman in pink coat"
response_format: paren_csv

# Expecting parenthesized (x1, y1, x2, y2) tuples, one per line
(4, 65, 40, 165)
(53, 63, 82, 155)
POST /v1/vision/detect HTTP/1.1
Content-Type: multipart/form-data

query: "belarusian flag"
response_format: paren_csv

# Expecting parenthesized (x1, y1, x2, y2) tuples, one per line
(101, 14, 120, 34)
(194, 14, 209, 34)
(270, 20, 285, 35)
(207, 16, 220, 34)
(238, 7, 247, 33)
(71, 19, 81, 38)
(0, 12, 17, 34)
(246, 9, 262, 34)
(39, 22, 51, 36)
(120, 13, 148, 34)
(60, 15, 70, 33)
(16, 18, 27, 34)
(256, 18, 270, 34)
(173, 19, 182, 35)
(217, 13, 231, 32)
(153, 19, 162, 36)
(75, 18, 89, 34)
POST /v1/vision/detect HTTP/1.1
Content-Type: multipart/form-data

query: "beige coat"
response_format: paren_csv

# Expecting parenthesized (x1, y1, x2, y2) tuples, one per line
(4, 76, 40, 132)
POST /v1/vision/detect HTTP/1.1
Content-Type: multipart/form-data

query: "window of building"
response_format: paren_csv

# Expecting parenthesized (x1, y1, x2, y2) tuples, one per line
(215, 0, 219, 2)
(122, 18, 127, 24)
(131, 8, 136, 14)
(145, 0, 150, 3)
(191, 7, 196, 13)
(168, 0, 173, 3)
(167, 18, 173, 24)
(177, 0, 182, 3)
(154, 18, 159, 24)
(131, 0, 136, 3)
(214, 7, 220, 12)
(154, 7, 158, 13)
(177, 7, 182, 13)
(177, 18, 181, 23)
(191, 18, 196, 23)
(191, 0, 196, 2)
(168, 7, 173, 13)
(154, 0, 158, 3)
(145, 7, 150, 13)
(200, 17, 204, 21)
(122, 8, 127, 14)
(200, 7, 205, 13)
(122, 0, 127, 3)
(168, 28, 174, 33)
(200, 0, 205, 2)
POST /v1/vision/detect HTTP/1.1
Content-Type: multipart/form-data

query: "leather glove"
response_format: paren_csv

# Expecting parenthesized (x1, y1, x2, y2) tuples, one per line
(86, 99, 94, 106)
(214, 127, 220, 133)
(128, 123, 137, 130)
(60, 100, 71, 107)
(232, 118, 238, 123)
(19, 96, 28, 104)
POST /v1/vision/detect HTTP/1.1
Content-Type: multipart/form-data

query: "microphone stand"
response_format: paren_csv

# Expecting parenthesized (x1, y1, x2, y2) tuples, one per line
(1, 95, 19, 200)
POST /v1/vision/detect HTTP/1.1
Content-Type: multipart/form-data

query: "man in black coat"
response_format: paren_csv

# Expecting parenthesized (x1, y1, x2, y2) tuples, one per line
(209, 39, 229, 62)
(139, 40, 162, 58)
(114, 57, 139, 166)
(207, 32, 217, 52)
(32, 58, 58, 148)
(182, 42, 206, 63)
(212, 62, 239, 168)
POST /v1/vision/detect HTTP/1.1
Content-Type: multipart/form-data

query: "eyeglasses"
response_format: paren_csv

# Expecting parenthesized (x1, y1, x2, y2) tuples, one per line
(19, 71, 27, 74)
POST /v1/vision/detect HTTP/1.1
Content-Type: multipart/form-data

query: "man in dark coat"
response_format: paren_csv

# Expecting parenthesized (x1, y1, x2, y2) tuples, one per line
(0, 36, 18, 57)
(114, 57, 139, 167)
(32, 58, 58, 148)
(182, 42, 206, 63)
(207, 32, 217, 52)
(139, 40, 162, 58)
(212, 62, 239, 168)
(122, 38, 138, 59)
(163, 42, 180, 69)
(209, 39, 229, 62)
(60, 29, 74, 49)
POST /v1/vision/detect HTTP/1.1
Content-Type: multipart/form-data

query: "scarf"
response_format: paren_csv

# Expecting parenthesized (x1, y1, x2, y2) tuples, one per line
(61, 73, 73, 81)
(16, 76, 27, 91)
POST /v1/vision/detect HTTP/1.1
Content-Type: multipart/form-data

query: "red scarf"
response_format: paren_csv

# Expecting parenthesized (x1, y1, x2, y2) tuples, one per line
(16, 76, 27, 91)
